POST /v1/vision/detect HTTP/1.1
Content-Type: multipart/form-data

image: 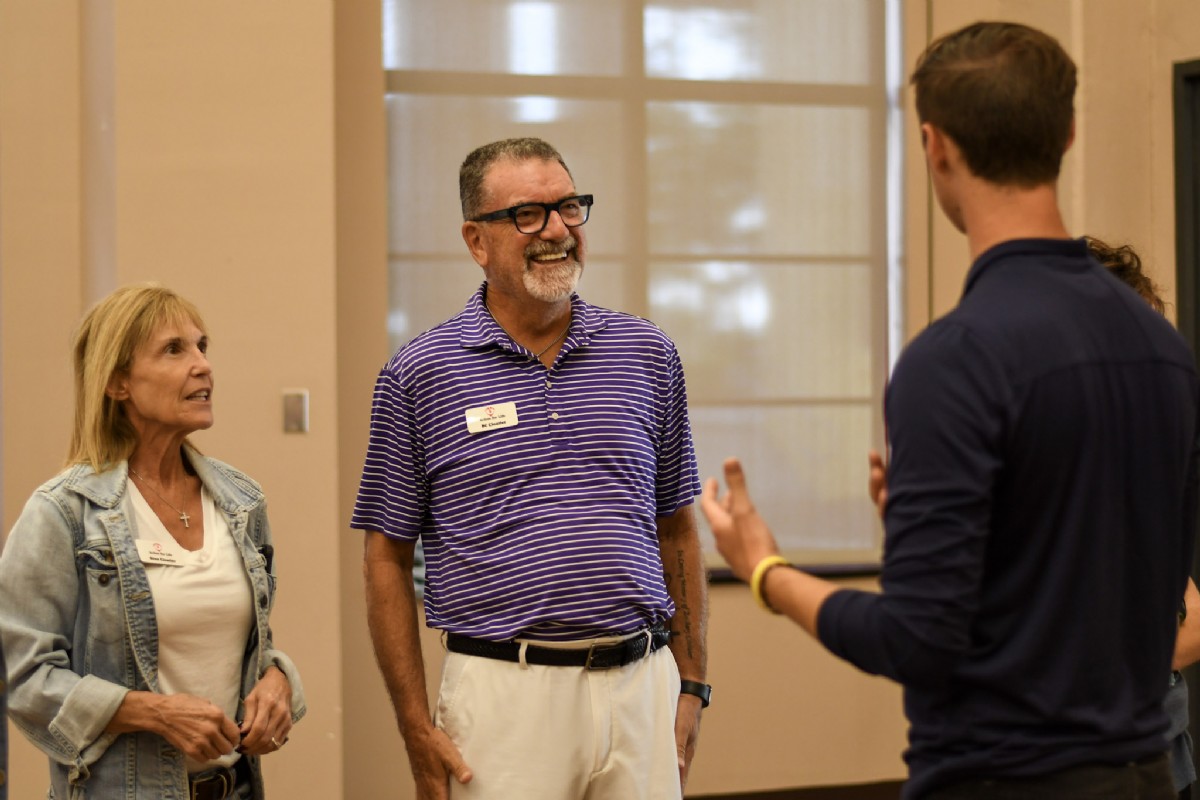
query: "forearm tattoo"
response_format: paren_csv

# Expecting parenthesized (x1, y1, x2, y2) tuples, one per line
(675, 548, 695, 659)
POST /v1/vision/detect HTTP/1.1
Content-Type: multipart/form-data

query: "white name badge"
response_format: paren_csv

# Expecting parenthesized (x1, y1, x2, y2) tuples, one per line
(135, 538, 187, 567)
(465, 401, 519, 434)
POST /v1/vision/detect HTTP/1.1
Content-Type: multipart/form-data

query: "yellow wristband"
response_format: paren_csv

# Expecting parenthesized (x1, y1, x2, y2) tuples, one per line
(750, 555, 790, 614)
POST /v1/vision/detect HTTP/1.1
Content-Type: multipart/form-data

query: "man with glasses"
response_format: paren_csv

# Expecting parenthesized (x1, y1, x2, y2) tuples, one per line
(352, 137, 709, 799)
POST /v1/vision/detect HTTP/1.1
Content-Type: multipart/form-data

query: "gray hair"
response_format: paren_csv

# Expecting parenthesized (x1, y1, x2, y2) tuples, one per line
(459, 137, 573, 220)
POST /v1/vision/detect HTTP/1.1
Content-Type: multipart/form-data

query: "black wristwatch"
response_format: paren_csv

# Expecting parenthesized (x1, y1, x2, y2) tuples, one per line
(679, 679, 712, 708)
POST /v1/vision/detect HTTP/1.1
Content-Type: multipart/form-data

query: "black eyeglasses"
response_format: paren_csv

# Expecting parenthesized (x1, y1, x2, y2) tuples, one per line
(470, 194, 593, 234)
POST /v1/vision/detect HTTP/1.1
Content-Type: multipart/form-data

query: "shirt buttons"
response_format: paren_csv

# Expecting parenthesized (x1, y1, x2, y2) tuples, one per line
(550, 412, 559, 420)
(545, 380, 552, 389)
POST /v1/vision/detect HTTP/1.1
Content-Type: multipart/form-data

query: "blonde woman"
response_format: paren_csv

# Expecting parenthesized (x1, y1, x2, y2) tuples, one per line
(0, 284, 304, 799)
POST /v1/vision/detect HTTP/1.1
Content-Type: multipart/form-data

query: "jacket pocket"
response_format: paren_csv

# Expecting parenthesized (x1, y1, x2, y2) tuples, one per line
(76, 545, 125, 647)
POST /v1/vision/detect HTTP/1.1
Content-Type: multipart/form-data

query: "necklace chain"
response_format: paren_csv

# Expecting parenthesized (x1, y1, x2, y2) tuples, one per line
(486, 304, 571, 360)
(129, 468, 192, 529)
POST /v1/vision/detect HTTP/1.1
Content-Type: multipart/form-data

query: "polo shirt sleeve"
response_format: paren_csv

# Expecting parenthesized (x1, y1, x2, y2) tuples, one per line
(654, 341, 702, 516)
(350, 365, 426, 540)
(817, 321, 1009, 686)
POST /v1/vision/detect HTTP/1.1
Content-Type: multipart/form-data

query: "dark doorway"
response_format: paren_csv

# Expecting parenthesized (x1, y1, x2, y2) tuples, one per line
(1175, 59, 1200, 347)
(1175, 57, 1200, 784)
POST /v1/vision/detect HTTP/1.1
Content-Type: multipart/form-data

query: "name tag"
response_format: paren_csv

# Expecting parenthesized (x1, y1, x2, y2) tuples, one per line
(135, 538, 187, 567)
(465, 401, 519, 434)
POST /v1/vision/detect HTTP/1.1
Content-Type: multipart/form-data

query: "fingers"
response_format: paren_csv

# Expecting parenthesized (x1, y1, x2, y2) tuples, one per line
(700, 459, 749, 509)
(185, 726, 239, 763)
(239, 680, 292, 756)
(240, 693, 259, 738)
(699, 477, 723, 519)
(721, 458, 755, 515)
(721, 457, 746, 491)
(867, 449, 888, 516)
(155, 694, 241, 762)
(436, 733, 473, 785)
(677, 742, 690, 790)
(449, 759, 473, 785)
(674, 706, 701, 793)
(211, 715, 241, 760)
(240, 706, 290, 755)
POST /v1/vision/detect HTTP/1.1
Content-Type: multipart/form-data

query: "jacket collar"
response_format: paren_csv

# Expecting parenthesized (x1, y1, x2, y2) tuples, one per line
(61, 445, 262, 514)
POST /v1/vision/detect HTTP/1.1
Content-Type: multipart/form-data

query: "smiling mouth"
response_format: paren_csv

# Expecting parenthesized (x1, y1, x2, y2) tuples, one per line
(186, 390, 211, 401)
(527, 234, 578, 265)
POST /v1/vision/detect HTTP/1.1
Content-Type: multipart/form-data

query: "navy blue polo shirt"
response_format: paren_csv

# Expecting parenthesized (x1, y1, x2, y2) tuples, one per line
(819, 238, 1200, 798)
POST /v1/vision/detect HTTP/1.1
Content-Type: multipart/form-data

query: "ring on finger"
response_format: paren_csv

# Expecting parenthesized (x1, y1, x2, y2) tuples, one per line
(270, 736, 281, 749)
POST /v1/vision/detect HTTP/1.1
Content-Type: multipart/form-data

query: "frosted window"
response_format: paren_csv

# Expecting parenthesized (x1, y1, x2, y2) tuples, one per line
(384, 1, 898, 566)
(650, 261, 876, 401)
(383, 0, 623, 75)
(648, 103, 874, 256)
(645, 0, 876, 84)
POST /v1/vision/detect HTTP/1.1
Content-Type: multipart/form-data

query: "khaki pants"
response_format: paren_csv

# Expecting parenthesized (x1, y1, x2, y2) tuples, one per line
(435, 638, 682, 800)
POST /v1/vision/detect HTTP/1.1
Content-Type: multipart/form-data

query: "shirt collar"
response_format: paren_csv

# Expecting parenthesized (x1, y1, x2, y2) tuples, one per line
(962, 237, 1090, 297)
(458, 282, 608, 353)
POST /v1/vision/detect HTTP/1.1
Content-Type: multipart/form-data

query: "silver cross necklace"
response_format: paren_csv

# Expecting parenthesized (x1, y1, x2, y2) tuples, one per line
(129, 468, 192, 528)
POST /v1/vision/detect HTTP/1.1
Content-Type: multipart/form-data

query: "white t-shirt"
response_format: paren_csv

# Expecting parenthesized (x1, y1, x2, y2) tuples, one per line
(127, 483, 254, 772)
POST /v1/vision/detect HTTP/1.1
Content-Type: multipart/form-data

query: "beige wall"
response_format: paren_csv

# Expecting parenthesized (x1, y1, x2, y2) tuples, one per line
(1, 1, 363, 797)
(2, 1, 1200, 798)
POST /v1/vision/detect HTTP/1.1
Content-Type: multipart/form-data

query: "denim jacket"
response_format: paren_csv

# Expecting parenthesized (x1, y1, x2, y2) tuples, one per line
(0, 450, 306, 799)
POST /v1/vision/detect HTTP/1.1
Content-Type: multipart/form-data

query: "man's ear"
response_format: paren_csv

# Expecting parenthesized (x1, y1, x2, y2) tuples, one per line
(462, 221, 489, 268)
(922, 122, 947, 170)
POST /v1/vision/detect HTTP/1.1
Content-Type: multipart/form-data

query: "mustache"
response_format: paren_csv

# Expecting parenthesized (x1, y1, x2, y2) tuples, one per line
(525, 234, 578, 260)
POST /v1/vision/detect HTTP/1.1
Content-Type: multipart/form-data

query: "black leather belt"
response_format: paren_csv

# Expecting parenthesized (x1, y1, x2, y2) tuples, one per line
(446, 625, 672, 670)
(189, 757, 249, 800)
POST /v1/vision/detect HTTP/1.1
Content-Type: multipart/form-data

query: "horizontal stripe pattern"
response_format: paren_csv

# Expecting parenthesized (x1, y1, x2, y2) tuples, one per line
(351, 285, 700, 640)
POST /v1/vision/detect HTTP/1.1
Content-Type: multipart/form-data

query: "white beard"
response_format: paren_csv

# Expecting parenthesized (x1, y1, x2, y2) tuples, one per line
(523, 259, 582, 303)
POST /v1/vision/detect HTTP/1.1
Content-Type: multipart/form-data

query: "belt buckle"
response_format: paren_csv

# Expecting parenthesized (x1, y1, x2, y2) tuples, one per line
(190, 769, 232, 800)
(585, 642, 624, 671)
(584, 641, 607, 670)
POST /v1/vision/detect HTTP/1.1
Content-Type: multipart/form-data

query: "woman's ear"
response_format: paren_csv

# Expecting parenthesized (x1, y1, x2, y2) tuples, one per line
(106, 372, 129, 401)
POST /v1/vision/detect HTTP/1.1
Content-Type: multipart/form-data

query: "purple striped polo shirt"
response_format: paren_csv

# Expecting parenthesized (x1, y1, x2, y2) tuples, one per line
(350, 284, 700, 641)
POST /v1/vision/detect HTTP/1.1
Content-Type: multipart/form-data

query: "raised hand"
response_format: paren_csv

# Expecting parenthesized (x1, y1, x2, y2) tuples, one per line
(699, 458, 781, 582)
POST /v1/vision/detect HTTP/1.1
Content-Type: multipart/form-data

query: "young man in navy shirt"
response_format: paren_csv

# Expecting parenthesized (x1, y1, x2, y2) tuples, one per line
(704, 21, 1199, 800)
